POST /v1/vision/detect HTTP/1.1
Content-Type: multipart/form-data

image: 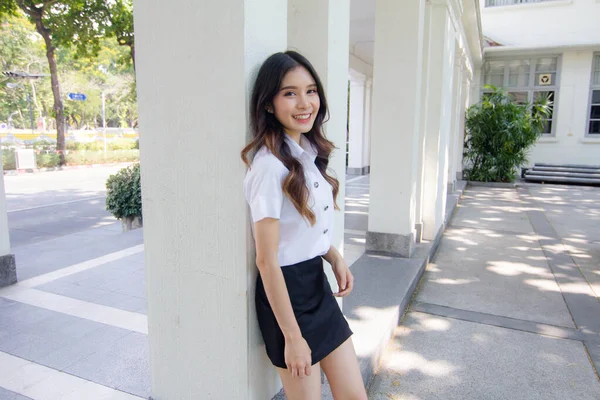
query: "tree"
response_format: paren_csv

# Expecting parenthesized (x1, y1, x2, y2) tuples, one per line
(463, 86, 553, 183)
(0, 1, 110, 163)
(102, 0, 134, 71)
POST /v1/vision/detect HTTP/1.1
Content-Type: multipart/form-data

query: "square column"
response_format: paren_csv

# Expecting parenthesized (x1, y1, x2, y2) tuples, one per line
(421, 1, 456, 241)
(133, 1, 286, 399)
(367, 0, 426, 258)
(0, 152, 15, 288)
(288, 0, 350, 287)
(455, 73, 472, 181)
(363, 78, 373, 170)
(447, 54, 464, 192)
(415, 1, 432, 243)
(348, 73, 369, 175)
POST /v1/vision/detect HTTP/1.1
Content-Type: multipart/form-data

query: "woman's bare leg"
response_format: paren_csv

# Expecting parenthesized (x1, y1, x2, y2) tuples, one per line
(277, 363, 322, 400)
(320, 338, 367, 400)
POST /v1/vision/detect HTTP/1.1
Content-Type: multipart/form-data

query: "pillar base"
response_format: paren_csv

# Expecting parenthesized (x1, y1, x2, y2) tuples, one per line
(0, 253, 16, 288)
(346, 166, 370, 176)
(415, 222, 423, 243)
(366, 231, 414, 258)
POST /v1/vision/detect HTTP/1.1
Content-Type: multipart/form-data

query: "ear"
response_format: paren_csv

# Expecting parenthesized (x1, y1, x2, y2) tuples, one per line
(265, 104, 274, 114)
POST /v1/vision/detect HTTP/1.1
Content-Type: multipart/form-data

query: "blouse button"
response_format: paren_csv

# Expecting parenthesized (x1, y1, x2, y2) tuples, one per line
(324, 205, 329, 211)
(323, 229, 328, 234)
(314, 182, 319, 188)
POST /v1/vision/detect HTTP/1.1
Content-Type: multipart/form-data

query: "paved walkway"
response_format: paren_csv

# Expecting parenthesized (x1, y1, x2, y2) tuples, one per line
(1, 178, 599, 399)
(368, 183, 600, 399)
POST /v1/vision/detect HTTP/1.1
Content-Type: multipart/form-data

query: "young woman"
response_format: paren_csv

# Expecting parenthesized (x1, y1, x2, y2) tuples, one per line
(241, 51, 368, 400)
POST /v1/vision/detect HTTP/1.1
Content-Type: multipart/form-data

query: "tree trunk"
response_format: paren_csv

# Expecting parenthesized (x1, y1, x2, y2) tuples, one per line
(130, 44, 135, 72)
(33, 18, 66, 164)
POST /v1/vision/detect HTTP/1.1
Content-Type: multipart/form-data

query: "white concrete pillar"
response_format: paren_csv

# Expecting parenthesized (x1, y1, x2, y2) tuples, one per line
(367, 0, 426, 257)
(415, 1, 431, 243)
(133, 1, 286, 399)
(363, 78, 373, 169)
(0, 152, 15, 287)
(447, 54, 464, 192)
(288, 0, 350, 281)
(454, 67, 471, 182)
(348, 73, 369, 175)
(421, 1, 456, 241)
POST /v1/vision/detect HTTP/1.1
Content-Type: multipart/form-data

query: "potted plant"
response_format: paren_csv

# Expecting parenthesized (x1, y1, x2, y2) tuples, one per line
(106, 163, 143, 231)
(463, 86, 552, 183)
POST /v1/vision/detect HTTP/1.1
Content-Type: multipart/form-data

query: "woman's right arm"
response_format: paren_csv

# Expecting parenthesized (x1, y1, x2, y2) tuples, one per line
(254, 217, 312, 379)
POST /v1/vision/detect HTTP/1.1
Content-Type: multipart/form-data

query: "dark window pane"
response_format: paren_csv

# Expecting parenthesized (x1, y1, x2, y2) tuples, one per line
(509, 92, 528, 104)
(591, 105, 600, 119)
(592, 90, 600, 104)
(590, 120, 600, 135)
(542, 120, 552, 134)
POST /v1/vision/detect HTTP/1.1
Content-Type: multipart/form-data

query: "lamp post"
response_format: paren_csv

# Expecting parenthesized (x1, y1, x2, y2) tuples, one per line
(3, 71, 48, 135)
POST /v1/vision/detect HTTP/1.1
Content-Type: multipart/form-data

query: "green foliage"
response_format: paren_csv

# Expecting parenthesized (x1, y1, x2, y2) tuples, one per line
(105, 163, 142, 219)
(36, 151, 60, 168)
(0, 11, 137, 130)
(463, 86, 552, 183)
(65, 149, 139, 165)
(2, 149, 16, 170)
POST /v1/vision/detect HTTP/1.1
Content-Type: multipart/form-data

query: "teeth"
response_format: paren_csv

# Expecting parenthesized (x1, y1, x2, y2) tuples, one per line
(294, 114, 310, 120)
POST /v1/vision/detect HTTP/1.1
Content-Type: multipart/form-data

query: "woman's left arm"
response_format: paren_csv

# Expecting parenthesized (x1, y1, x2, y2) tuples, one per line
(323, 246, 354, 297)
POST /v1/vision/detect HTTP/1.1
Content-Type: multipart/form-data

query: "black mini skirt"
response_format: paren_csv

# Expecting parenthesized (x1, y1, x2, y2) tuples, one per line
(255, 256, 353, 369)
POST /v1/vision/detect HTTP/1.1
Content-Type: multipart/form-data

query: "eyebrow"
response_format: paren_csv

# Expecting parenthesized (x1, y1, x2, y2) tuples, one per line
(280, 84, 317, 91)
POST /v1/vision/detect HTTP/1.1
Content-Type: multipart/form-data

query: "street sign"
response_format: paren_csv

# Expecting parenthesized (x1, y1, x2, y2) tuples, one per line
(68, 93, 87, 101)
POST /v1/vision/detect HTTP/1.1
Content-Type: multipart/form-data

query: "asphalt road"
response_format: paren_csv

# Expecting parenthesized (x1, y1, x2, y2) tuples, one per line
(3, 166, 128, 247)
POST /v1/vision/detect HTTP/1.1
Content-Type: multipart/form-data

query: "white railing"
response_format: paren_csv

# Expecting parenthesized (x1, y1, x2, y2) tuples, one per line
(485, 0, 561, 6)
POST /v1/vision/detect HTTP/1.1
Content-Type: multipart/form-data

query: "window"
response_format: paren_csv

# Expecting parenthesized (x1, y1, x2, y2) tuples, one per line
(588, 54, 600, 136)
(483, 56, 559, 135)
(485, 0, 561, 7)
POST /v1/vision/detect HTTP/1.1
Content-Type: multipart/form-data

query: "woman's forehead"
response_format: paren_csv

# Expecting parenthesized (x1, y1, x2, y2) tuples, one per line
(281, 66, 316, 88)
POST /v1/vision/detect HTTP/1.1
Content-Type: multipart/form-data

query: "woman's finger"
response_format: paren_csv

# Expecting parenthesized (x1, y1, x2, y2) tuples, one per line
(304, 364, 312, 377)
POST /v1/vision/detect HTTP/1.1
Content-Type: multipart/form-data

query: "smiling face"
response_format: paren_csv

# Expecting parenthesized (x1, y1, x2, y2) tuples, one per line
(271, 66, 321, 139)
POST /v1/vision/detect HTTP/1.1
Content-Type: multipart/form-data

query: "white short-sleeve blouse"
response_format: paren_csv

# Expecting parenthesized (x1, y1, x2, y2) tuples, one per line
(244, 134, 335, 267)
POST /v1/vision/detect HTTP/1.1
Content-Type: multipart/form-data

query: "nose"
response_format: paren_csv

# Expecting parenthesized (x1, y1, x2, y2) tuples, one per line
(297, 93, 310, 110)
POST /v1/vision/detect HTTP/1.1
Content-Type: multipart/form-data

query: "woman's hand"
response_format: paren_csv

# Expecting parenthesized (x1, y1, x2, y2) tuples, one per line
(284, 335, 312, 378)
(331, 254, 354, 297)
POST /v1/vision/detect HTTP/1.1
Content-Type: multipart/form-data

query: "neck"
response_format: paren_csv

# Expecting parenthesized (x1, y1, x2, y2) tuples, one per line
(285, 130, 302, 145)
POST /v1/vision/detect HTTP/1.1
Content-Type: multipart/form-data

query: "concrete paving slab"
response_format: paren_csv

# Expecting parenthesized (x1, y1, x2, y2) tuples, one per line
(63, 331, 150, 398)
(368, 311, 600, 400)
(542, 205, 600, 243)
(14, 227, 143, 281)
(461, 186, 522, 203)
(0, 387, 32, 400)
(36, 325, 131, 371)
(522, 184, 600, 210)
(417, 227, 575, 327)
(449, 200, 535, 234)
(35, 280, 110, 302)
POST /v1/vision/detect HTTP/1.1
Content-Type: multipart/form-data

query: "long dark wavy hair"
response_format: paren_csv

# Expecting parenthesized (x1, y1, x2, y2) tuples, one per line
(241, 51, 339, 226)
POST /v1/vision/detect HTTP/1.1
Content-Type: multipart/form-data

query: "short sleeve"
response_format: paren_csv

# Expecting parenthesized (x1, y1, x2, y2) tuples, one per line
(244, 159, 286, 223)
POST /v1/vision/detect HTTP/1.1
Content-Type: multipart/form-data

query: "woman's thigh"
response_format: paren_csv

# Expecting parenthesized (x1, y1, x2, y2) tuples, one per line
(277, 363, 322, 400)
(320, 338, 367, 400)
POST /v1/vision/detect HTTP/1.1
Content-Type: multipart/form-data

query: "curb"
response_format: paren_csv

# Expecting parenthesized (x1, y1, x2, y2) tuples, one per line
(467, 180, 517, 188)
(3, 162, 137, 176)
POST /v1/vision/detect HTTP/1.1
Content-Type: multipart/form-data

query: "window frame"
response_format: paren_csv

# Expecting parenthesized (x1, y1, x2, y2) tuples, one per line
(485, 0, 561, 7)
(587, 53, 600, 137)
(482, 55, 561, 137)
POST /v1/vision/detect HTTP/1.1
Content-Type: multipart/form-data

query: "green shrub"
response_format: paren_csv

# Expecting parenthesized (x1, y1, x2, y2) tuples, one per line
(2, 149, 16, 171)
(463, 86, 552, 183)
(106, 163, 142, 219)
(36, 152, 61, 168)
(65, 150, 139, 165)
